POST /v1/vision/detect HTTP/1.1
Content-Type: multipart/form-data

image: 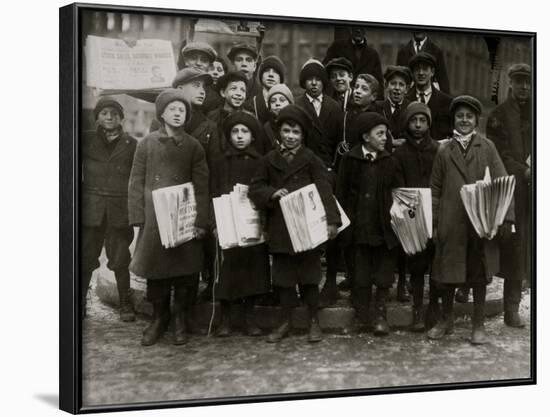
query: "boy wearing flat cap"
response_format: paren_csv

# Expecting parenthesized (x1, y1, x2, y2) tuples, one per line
(487, 63, 532, 328)
(81, 97, 137, 321)
(249, 105, 341, 343)
(227, 43, 262, 100)
(406, 52, 453, 141)
(244, 55, 286, 124)
(326, 57, 355, 111)
(128, 88, 210, 346)
(336, 112, 399, 335)
(392, 102, 441, 331)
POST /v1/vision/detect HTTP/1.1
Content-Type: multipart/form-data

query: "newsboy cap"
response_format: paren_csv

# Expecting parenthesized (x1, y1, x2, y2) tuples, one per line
(267, 83, 295, 106)
(172, 67, 213, 88)
(353, 112, 389, 137)
(258, 55, 286, 83)
(402, 102, 432, 128)
(155, 88, 192, 124)
(325, 57, 354, 75)
(216, 71, 249, 93)
(227, 42, 258, 61)
(222, 110, 262, 142)
(508, 63, 531, 79)
(384, 65, 413, 84)
(299, 58, 329, 89)
(94, 97, 124, 120)
(276, 105, 313, 138)
(449, 95, 483, 116)
(408, 52, 437, 69)
(181, 41, 218, 62)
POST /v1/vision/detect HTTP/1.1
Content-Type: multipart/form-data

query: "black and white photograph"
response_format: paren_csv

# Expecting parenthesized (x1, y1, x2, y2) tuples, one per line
(57, 1, 536, 414)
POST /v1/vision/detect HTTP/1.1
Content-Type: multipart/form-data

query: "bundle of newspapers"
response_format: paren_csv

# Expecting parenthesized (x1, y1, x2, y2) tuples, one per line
(460, 167, 516, 240)
(279, 184, 350, 253)
(152, 182, 197, 249)
(212, 184, 265, 250)
(390, 188, 433, 255)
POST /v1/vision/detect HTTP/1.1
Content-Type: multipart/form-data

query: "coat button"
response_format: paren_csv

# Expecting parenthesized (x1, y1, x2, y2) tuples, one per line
(244, 155, 249, 160)
(365, 193, 370, 198)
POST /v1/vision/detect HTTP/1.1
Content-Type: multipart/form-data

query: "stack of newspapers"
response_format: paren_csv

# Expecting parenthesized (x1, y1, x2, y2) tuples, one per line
(460, 167, 516, 240)
(390, 188, 433, 255)
(152, 182, 197, 249)
(279, 184, 350, 253)
(212, 184, 265, 249)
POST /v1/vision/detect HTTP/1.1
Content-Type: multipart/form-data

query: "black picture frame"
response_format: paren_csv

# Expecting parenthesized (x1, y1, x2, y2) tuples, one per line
(60, 2, 536, 414)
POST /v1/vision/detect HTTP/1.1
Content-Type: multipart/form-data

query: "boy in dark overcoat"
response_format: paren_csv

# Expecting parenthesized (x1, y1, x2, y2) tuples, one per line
(336, 112, 399, 335)
(392, 102, 441, 331)
(128, 89, 210, 346)
(210, 111, 271, 337)
(81, 97, 137, 321)
(249, 105, 341, 343)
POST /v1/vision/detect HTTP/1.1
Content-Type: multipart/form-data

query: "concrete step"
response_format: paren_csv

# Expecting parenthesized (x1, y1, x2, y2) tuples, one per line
(95, 270, 504, 331)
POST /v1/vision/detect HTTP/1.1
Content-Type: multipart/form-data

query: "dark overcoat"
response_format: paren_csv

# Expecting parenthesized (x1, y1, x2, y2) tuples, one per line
(201, 86, 224, 115)
(249, 146, 341, 255)
(407, 88, 453, 141)
(128, 127, 210, 280)
(430, 135, 514, 284)
(81, 128, 137, 228)
(376, 98, 412, 140)
(244, 90, 270, 124)
(392, 132, 440, 188)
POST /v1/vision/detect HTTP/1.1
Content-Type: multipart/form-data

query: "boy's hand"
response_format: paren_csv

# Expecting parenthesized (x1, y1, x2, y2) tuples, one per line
(271, 188, 289, 200)
(327, 224, 338, 240)
(195, 227, 207, 239)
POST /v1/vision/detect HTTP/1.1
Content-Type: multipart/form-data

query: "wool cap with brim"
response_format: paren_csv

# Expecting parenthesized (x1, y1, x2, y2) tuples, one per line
(508, 63, 531, 79)
(402, 102, 432, 129)
(449, 95, 483, 117)
(276, 105, 312, 138)
(216, 71, 249, 93)
(94, 97, 124, 120)
(258, 55, 286, 83)
(353, 112, 389, 137)
(384, 65, 413, 84)
(172, 67, 213, 88)
(267, 84, 295, 106)
(408, 52, 437, 70)
(181, 41, 217, 62)
(299, 58, 328, 89)
(222, 110, 262, 142)
(155, 88, 192, 124)
(227, 42, 258, 61)
(325, 57, 354, 75)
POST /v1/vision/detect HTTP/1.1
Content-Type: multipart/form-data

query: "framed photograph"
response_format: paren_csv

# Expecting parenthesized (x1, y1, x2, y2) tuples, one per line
(60, 2, 535, 414)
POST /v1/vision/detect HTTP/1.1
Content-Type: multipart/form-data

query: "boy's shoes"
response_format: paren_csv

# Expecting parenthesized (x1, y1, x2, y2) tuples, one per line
(308, 320, 323, 343)
(409, 307, 426, 332)
(373, 318, 390, 336)
(504, 311, 526, 328)
(119, 290, 136, 322)
(267, 321, 290, 343)
(471, 324, 489, 345)
(424, 303, 441, 330)
(426, 318, 454, 340)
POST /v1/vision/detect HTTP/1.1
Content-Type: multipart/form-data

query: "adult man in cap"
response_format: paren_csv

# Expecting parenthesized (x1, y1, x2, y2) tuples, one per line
(323, 27, 384, 99)
(227, 42, 263, 100)
(81, 97, 137, 322)
(326, 57, 355, 111)
(396, 32, 451, 95)
(407, 52, 453, 141)
(486, 63, 532, 328)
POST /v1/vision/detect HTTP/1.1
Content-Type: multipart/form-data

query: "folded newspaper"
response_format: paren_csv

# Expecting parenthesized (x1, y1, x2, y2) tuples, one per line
(279, 184, 350, 253)
(152, 182, 197, 249)
(212, 184, 265, 249)
(390, 188, 433, 256)
(460, 167, 516, 240)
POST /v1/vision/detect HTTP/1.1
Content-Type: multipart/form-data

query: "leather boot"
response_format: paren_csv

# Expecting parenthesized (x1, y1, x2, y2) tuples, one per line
(410, 306, 425, 332)
(216, 301, 232, 337)
(373, 288, 389, 336)
(173, 288, 188, 345)
(119, 289, 136, 322)
(427, 289, 455, 340)
(141, 299, 170, 346)
(267, 308, 291, 343)
(307, 308, 323, 343)
(244, 298, 262, 336)
(471, 292, 488, 345)
(504, 311, 526, 328)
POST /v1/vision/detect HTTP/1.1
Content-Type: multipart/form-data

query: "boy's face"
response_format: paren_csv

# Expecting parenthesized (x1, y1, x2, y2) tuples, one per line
(97, 107, 122, 131)
(280, 122, 304, 150)
(363, 124, 387, 152)
(261, 68, 281, 89)
(208, 61, 225, 84)
(330, 69, 353, 94)
(221, 81, 247, 109)
(352, 78, 376, 108)
(412, 63, 434, 88)
(229, 123, 253, 150)
(177, 79, 206, 106)
(407, 114, 430, 139)
(454, 105, 477, 136)
(183, 51, 212, 72)
(386, 75, 409, 104)
(269, 93, 290, 116)
(232, 52, 257, 80)
(305, 76, 323, 98)
(161, 100, 187, 128)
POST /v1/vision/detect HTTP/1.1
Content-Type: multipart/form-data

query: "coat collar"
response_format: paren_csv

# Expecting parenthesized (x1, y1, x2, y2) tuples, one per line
(224, 144, 261, 159)
(267, 146, 312, 178)
(156, 126, 191, 147)
(347, 143, 391, 161)
(94, 127, 131, 159)
(448, 133, 483, 183)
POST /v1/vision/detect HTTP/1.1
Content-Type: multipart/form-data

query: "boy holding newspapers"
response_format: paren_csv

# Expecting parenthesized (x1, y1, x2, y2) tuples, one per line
(249, 105, 341, 343)
(128, 89, 209, 346)
(210, 111, 271, 337)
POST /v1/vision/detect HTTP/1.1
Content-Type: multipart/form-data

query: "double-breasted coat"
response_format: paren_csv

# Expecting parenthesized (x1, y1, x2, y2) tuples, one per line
(128, 127, 210, 280)
(430, 135, 514, 285)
